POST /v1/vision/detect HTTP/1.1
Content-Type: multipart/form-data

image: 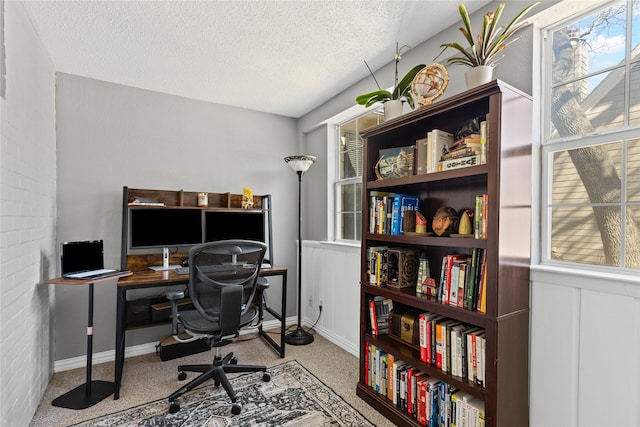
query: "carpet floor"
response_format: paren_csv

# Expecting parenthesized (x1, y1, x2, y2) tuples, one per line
(30, 331, 394, 426)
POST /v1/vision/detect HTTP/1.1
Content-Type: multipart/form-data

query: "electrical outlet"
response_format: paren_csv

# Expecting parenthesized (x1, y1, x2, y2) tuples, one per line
(308, 295, 313, 307)
(319, 299, 324, 308)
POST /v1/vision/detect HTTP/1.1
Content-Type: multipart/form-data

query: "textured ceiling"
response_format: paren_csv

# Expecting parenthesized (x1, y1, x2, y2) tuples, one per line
(22, 1, 490, 118)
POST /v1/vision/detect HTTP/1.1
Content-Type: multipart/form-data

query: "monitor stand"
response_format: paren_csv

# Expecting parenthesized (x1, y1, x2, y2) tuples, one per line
(149, 247, 180, 271)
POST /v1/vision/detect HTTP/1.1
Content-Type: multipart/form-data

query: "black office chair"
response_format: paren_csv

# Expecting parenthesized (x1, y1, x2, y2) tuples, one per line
(165, 240, 270, 415)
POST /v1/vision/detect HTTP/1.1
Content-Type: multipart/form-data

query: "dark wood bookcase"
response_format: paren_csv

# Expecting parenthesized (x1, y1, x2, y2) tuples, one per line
(357, 80, 532, 427)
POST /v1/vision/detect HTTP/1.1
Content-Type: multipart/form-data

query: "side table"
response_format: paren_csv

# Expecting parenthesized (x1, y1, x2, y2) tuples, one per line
(43, 272, 132, 409)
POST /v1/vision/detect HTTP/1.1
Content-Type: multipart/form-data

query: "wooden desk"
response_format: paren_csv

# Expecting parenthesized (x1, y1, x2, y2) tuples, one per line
(113, 266, 287, 400)
(43, 271, 133, 409)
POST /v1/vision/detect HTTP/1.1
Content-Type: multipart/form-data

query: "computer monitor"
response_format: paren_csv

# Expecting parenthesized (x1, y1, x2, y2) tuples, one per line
(204, 210, 270, 262)
(129, 208, 203, 247)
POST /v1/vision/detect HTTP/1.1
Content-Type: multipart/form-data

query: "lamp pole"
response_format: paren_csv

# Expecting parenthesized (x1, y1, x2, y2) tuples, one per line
(284, 155, 316, 345)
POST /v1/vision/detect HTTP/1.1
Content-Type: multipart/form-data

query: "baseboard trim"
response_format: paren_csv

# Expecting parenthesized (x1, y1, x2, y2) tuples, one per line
(53, 318, 296, 373)
(311, 324, 358, 357)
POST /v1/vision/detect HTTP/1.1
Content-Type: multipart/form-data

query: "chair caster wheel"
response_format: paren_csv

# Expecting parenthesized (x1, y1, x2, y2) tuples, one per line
(262, 373, 271, 382)
(169, 402, 180, 414)
(230, 356, 238, 365)
(231, 403, 241, 415)
(178, 372, 187, 381)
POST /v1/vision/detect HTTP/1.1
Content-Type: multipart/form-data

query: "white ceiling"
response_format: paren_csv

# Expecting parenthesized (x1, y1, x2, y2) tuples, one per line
(22, 1, 491, 118)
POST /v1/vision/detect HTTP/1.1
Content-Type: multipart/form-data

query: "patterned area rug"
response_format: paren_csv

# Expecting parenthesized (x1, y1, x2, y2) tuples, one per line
(71, 360, 374, 426)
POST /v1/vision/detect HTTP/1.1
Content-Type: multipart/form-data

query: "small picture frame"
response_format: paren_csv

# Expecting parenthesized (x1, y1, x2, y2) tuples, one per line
(375, 146, 415, 180)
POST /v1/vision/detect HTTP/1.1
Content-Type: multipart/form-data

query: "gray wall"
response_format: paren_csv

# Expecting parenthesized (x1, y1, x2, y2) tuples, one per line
(297, 1, 542, 242)
(55, 74, 299, 359)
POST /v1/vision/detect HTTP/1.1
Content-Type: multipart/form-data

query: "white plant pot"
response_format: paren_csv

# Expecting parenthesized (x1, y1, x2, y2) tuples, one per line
(384, 100, 403, 120)
(465, 66, 493, 89)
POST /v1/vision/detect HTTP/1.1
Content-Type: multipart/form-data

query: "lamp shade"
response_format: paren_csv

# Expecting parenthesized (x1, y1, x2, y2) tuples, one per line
(284, 155, 316, 173)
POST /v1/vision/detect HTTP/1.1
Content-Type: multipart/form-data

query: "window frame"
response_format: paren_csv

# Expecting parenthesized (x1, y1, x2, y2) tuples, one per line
(538, 0, 640, 272)
(331, 106, 384, 243)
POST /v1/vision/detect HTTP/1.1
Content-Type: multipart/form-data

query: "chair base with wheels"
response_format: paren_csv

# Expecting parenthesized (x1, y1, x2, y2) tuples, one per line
(168, 338, 270, 415)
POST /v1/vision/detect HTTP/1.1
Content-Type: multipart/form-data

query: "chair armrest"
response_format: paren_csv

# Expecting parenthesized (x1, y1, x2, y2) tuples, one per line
(166, 287, 185, 300)
(219, 284, 243, 334)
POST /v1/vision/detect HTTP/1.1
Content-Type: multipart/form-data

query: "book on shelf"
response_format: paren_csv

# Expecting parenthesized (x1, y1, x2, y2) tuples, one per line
(466, 397, 486, 427)
(427, 129, 454, 174)
(369, 296, 393, 335)
(367, 246, 388, 287)
(437, 154, 481, 172)
(440, 254, 469, 305)
(480, 117, 488, 164)
(474, 194, 488, 239)
(474, 331, 486, 387)
(449, 133, 481, 150)
(441, 146, 481, 161)
(475, 249, 487, 312)
(366, 342, 486, 426)
(390, 193, 420, 235)
(448, 257, 470, 307)
(369, 191, 394, 234)
(464, 248, 482, 310)
(415, 137, 429, 175)
(450, 323, 468, 377)
(418, 312, 442, 364)
(128, 197, 165, 206)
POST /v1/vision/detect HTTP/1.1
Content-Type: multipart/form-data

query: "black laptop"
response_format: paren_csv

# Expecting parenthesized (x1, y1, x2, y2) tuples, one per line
(60, 240, 123, 279)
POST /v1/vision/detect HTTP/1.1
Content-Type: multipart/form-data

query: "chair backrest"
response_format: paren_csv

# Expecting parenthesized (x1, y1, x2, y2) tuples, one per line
(188, 240, 267, 335)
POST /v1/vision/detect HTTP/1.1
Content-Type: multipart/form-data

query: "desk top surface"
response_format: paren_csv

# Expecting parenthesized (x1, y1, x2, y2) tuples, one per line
(117, 266, 286, 287)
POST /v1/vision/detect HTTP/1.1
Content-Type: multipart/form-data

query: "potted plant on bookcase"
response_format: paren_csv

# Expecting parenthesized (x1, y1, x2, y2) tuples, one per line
(436, 2, 539, 89)
(356, 43, 425, 120)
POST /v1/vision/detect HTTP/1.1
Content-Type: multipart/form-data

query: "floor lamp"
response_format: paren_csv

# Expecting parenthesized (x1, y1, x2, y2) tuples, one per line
(284, 154, 316, 346)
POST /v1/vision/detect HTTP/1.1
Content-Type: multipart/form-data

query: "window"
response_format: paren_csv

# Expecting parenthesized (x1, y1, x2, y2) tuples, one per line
(335, 110, 384, 241)
(542, 0, 640, 270)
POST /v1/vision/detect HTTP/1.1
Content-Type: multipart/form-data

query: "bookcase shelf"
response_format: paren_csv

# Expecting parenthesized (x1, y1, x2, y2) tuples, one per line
(357, 80, 532, 427)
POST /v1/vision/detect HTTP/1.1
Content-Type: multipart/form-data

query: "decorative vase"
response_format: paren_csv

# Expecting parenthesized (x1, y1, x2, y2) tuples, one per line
(383, 99, 403, 120)
(465, 65, 493, 89)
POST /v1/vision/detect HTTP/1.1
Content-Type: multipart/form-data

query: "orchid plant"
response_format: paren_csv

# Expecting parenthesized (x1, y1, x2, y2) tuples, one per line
(356, 43, 426, 109)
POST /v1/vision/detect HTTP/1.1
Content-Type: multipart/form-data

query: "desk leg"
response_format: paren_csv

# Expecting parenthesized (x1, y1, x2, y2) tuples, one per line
(52, 283, 115, 409)
(279, 271, 287, 357)
(258, 271, 286, 358)
(114, 286, 127, 399)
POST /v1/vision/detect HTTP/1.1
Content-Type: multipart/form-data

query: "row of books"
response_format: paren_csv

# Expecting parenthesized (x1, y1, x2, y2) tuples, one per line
(365, 343, 486, 427)
(367, 246, 389, 287)
(474, 194, 488, 239)
(438, 249, 487, 313)
(418, 313, 486, 386)
(414, 248, 488, 313)
(368, 296, 393, 336)
(414, 121, 488, 175)
(369, 192, 420, 235)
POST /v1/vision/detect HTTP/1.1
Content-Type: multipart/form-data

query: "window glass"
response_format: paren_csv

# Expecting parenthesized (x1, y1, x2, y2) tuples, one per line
(335, 109, 382, 241)
(543, 0, 640, 270)
(552, 143, 622, 205)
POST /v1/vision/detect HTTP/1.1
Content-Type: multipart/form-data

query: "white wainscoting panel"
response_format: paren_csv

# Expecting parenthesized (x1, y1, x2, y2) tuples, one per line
(302, 241, 360, 356)
(530, 266, 640, 427)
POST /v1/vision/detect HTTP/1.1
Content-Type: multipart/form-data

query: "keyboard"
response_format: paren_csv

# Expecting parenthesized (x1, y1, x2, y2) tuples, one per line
(175, 267, 189, 275)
